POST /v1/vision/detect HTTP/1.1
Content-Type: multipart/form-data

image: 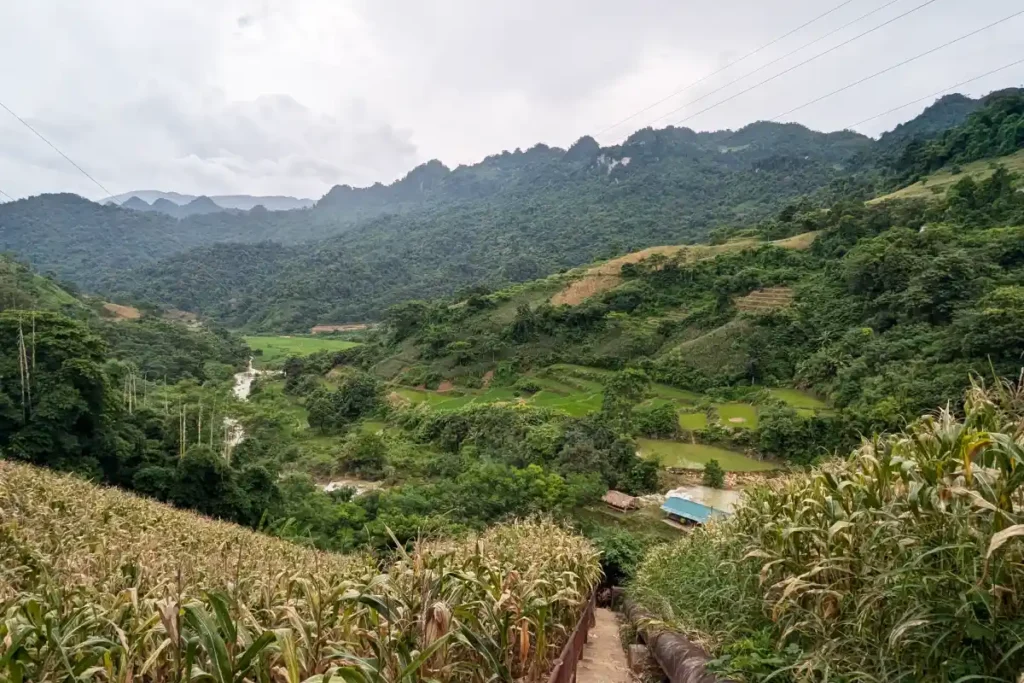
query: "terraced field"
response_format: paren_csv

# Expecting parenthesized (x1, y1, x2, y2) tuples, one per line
(636, 438, 775, 471)
(870, 149, 1024, 204)
(735, 287, 794, 313)
(390, 365, 830, 470)
(246, 335, 361, 365)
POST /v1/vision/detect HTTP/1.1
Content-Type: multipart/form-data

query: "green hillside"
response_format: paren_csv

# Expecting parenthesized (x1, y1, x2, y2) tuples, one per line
(0, 256, 86, 314)
(356, 149, 1024, 465)
(871, 148, 1024, 203)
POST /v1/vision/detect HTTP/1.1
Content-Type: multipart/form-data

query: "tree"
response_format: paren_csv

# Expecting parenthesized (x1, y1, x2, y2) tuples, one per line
(508, 303, 537, 343)
(340, 432, 388, 480)
(306, 388, 336, 434)
(335, 371, 384, 423)
(601, 369, 651, 425)
(0, 311, 109, 471)
(702, 459, 725, 489)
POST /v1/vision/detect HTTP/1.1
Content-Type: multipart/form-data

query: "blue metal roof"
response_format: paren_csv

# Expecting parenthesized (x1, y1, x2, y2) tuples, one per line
(661, 497, 729, 525)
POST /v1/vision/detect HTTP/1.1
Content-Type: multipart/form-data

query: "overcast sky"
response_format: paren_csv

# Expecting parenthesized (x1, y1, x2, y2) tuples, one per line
(1, 0, 1021, 201)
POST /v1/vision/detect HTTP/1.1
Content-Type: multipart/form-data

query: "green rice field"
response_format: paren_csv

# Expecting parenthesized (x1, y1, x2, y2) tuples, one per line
(767, 388, 828, 410)
(717, 403, 759, 428)
(246, 335, 361, 366)
(637, 438, 776, 471)
(678, 412, 708, 430)
(388, 365, 831, 471)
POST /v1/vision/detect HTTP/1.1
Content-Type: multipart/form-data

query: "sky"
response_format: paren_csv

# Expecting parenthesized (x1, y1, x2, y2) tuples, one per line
(0, 0, 1021, 201)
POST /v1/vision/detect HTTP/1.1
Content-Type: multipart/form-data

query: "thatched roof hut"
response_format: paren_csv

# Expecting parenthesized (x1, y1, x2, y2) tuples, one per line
(602, 490, 639, 512)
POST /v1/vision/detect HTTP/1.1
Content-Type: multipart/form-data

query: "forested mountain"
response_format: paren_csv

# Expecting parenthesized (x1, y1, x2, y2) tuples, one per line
(0, 89, 1016, 330)
(2, 120, 873, 320)
(365, 163, 1024, 461)
(876, 93, 983, 148)
(112, 122, 876, 328)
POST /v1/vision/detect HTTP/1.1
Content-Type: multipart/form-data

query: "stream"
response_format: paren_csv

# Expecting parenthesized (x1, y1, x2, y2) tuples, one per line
(226, 358, 275, 450)
(227, 358, 377, 495)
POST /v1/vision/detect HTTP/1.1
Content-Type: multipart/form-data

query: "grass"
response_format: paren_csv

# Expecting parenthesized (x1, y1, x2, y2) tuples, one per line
(678, 412, 708, 430)
(767, 387, 827, 409)
(575, 504, 681, 541)
(636, 438, 775, 471)
(245, 335, 360, 366)
(870, 149, 1024, 203)
(360, 419, 387, 434)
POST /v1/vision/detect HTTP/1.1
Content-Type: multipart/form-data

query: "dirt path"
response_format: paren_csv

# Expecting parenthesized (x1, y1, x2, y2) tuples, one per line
(576, 607, 630, 683)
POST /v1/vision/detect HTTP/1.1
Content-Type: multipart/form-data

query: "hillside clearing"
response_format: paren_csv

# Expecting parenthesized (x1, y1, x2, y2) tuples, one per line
(735, 286, 794, 313)
(768, 387, 828, 409)
(549, 232, 816, 307)
(245, 334, 360, 365)
(870, 149, 1024, 203)
(102, 302, 142, 319)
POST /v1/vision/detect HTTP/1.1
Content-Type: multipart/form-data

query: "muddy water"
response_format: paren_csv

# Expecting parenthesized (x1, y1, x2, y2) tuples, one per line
(225, 358, 277, 450)
(666, 485, 743, 513)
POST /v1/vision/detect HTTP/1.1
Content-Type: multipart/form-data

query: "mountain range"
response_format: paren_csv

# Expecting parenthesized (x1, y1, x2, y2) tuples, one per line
(107, 191, 315, 215)
(0, 88, 1017, 331)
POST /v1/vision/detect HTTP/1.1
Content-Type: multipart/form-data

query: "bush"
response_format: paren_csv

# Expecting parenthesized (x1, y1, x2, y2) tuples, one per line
(513, 377, 542, 394)
(339, 432, 388, 480)
(632, 403, 679, 438)
(702, 459, 725, 488)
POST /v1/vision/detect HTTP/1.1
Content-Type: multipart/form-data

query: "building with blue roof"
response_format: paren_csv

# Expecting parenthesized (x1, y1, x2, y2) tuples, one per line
(660, 496, 730, 527)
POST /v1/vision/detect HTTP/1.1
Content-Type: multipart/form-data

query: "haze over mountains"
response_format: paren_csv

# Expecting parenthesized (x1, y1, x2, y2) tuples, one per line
(0, 89, 1015, 330)
(108, 191, 315, 218)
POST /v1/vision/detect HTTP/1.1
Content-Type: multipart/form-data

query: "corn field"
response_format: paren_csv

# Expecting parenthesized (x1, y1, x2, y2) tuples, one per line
(0, 461, 600, 682)
(632, 375, 1024, 682)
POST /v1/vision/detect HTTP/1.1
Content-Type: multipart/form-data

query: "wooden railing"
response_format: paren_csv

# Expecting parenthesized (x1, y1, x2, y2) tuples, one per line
(546, 590, 598, 683)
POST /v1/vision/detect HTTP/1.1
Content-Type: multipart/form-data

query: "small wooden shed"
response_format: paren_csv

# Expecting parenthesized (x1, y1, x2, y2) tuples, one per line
(603, 490, 640, 512)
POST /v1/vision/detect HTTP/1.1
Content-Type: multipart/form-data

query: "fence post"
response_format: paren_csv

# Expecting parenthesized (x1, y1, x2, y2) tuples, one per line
(547, 590, 598, 683)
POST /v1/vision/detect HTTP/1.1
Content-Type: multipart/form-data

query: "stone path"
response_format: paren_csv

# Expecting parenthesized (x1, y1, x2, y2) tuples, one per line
(575, 607, 631, 683)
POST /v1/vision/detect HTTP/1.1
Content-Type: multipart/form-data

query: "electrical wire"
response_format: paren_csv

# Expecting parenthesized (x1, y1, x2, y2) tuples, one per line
(0, 99, 115, 198)
(669, 0, 943, 128)
(767, 9, 1024, 122)
(844, 58, 1024, 131)
(595, 0, 860, 138)
(646, 0, 905, 128)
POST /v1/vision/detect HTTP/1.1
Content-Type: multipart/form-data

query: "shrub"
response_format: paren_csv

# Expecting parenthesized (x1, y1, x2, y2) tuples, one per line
(701, 458, 725, 488)
(632, 403, 679, 438)
(513, 377, 543, 394)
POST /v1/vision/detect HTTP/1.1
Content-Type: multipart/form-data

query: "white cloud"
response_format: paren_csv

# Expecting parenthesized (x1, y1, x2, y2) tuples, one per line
(1, 0, 1022, 200)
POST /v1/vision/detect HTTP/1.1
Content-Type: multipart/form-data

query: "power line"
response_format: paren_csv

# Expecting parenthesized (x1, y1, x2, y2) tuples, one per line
(0, 99, 115, 198)
(647, 0, 905, 128)
(844, 57, 1024, 130)
(595, 0, 859, 138)
(767, 9, 1024, 122)
(0, 187, 14, 202)
(669, 0, 942, 128)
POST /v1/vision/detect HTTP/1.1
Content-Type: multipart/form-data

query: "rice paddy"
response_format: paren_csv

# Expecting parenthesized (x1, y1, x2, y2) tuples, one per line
(245, 334, 361, 365)
(391, 364, 830, 470)
(636, 438, 776, 471)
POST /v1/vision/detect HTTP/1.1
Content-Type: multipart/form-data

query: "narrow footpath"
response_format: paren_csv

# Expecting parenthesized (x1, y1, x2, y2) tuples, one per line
(576, 607, 631, 683)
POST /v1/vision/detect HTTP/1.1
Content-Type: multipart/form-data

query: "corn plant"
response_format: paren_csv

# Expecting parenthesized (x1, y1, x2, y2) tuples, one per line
(632, 374, 1024, 682)
(0, 462, 599, 682)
